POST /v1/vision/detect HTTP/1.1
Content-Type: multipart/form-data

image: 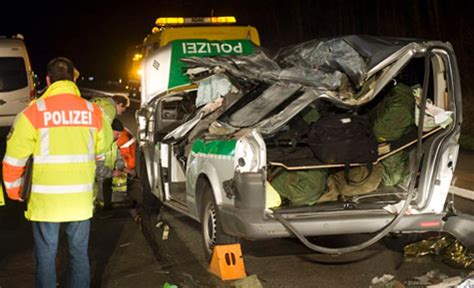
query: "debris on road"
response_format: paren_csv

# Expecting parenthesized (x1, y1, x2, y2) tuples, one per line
(370, 274, 404, 288)
(457, 274, 474, 288)
(404, 235, 474, 269)
(163, 282, 178, 288)
(232, 274, 263, 288)
(162, 224, 170, 240)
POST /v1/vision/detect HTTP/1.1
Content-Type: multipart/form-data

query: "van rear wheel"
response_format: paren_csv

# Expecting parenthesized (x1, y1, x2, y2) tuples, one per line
(200, 181, 239, 260)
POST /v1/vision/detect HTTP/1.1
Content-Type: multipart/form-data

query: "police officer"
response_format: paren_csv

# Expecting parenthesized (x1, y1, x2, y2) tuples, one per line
(2, 57, 107, 288)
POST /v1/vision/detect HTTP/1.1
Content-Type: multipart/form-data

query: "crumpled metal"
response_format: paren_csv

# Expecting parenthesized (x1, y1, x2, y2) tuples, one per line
(404, 235, 474, 269)
(183, 37, 368, 93)
(277, 38, 368, 89)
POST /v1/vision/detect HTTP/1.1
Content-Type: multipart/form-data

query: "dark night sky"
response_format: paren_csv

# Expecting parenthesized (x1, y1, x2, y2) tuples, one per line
(1, 0, 258, 81)
(2, 0, 474, 143)
(1, 0, 473, 84)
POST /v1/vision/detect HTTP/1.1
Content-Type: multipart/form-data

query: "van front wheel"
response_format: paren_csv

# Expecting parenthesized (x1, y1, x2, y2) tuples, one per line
(200, 182, 239, 260)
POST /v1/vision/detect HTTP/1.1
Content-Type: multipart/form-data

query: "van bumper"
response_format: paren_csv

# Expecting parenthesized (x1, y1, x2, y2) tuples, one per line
(219, 206, 474, 248)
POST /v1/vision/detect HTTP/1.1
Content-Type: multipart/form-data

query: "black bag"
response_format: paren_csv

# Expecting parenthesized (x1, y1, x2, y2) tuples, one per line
(307, 114, 379, 184)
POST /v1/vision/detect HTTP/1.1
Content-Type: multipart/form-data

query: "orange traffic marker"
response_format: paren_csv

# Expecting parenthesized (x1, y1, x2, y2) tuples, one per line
(209, 244, 246, 281)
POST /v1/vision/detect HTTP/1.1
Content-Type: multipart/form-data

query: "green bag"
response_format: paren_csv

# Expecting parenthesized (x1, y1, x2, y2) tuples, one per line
(372, 83, 416, 142)
(381, 151, 410, 186)
(271, 168, 328, 206)
(324, 164, 383, 199)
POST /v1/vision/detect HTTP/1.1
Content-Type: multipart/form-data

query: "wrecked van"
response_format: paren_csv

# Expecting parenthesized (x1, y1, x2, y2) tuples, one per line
(137, 35, 474, 258)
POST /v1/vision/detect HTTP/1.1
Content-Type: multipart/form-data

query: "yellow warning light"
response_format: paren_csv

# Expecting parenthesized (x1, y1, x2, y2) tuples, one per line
(155, 17, 185, 26)
(210, 16, 236, 24)
(155, 16, 237, 26)
(151, 27, 160, 33)
(133, 53, 143, 61)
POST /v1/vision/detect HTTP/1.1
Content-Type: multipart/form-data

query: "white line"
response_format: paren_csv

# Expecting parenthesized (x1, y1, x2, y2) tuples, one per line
(449, 186, 474, 201)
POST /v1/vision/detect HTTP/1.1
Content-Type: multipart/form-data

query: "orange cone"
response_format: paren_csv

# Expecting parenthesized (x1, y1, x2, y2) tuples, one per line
(209, 244, 246, 281)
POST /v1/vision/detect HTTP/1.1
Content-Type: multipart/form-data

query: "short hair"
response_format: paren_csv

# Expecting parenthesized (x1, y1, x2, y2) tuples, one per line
(47, 57, 75, 83)
(112, 94, 130, 107)
(112, 119, 124, 132)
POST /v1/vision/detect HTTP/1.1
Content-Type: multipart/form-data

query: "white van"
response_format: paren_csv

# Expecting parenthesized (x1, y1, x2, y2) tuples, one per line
(138, 35, 474, 259)
(0, 35, 35, 127)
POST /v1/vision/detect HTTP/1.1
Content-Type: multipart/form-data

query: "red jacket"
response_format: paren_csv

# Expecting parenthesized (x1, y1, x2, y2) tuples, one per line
(116, 129, 136, 170)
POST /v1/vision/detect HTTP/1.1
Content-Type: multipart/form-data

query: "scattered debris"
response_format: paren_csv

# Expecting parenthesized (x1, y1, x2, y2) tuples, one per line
(162, 224, 170, 240)
(404, 236, 474, 269)
(369, 270, 474, 288)
(130, 208, 142, 230)
(232, 274, 263, 288)
(426, 276, 462, 288)
(371, 274, 395, 284)
(404, 270, 449, 286)
(457, 274, 474, 288)
(370, 274, 404, 288)
(162, 282, 178, 288)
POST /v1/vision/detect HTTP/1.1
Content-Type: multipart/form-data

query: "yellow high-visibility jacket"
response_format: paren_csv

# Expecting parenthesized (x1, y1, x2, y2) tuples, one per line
(0, 183, 4, 206)
(90, 97, 116, 151)
(2, 80, 107, 221)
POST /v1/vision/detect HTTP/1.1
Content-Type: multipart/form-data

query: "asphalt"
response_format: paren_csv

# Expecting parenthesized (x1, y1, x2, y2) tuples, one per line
(453, 149, 474, 192)
(0, 109, 472, 287)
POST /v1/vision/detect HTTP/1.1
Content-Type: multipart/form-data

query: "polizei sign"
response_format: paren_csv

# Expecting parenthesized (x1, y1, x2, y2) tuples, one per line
(180, 42, 245, 55)
(141, 39, 254, 104)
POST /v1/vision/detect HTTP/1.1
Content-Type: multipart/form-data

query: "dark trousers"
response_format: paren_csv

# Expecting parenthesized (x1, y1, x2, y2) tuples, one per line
(32, 220, 90, 288)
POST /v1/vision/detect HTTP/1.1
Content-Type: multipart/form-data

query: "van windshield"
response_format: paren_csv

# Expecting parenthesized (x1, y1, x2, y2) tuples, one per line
(0, 57, 28, 92)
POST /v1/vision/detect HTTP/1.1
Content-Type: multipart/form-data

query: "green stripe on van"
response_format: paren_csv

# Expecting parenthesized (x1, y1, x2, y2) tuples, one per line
(191, 139, 237, 156)
(168, 39, 254, 89)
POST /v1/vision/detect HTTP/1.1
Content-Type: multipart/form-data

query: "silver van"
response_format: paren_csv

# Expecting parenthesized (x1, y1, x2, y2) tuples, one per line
(0, 35, 35, 127)
(137, 36, 474, 258)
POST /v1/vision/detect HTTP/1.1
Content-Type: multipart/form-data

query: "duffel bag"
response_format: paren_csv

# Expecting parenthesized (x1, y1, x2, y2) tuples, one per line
(307, 114, 379, 184)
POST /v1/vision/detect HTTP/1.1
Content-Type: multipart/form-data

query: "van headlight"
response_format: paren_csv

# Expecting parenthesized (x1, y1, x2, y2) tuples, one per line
(234, 130, 266, 173)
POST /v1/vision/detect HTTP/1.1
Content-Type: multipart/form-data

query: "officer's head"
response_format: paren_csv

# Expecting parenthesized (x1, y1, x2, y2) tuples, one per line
(46, 57, 75, 85)
(112, 119, 124, 141)
(112, 94, 130, 116)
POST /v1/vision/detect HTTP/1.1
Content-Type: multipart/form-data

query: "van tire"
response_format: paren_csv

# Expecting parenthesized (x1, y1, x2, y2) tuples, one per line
(382, 233, 426, 252)
(200, 181, 239, 260)
(139, 152, 161, 214)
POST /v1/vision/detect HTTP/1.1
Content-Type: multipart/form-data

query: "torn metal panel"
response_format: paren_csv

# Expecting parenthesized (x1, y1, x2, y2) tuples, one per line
(277, 38, 368, 89)
(228, 83, 302, 127)
(163, 111, 204, 143)
(183, 47, 353, 91)
(255, 89, 321, 135)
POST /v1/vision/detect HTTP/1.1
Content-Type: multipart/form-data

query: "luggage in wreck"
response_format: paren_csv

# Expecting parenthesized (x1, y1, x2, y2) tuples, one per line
(370, 82, 416, 187)
(371, 82, 416, 142)
(270, 168, 328, 206)
(307, 113, 379, 165)
(381, 151, 410, 187)
(318, 165, 384, 203)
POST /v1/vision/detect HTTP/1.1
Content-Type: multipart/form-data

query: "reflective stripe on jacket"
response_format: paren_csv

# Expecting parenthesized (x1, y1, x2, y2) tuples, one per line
(2, 80, 106, 221)
(0, 182, 4, 206)
(117, 129, 136, 170)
